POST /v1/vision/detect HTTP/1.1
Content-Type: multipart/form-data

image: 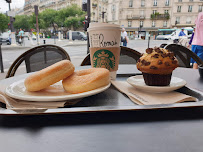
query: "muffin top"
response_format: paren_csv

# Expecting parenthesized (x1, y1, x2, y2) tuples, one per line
(137, 47, 178, 74)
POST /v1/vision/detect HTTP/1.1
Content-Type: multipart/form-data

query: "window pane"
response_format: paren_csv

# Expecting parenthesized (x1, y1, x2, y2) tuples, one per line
(186, 17, 191, 24)
(165, 0, 169, 6)
(199, 5, 202, 12)
(177, 6, 181, 12)
(140, 21, 143, 27)
(176, 17, 180, 24)
(153, 0, 157, 6)
(141, 0, 145, 6)
(129, 0, 133, 7)
(188, 5, 192, 12)
(163, 21, 167, 27)
(128, 21, 132, 27)
(152, 21, 155, 27)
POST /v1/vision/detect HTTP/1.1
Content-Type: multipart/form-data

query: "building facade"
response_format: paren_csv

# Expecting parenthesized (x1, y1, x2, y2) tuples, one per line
(23, 0, 83, 15)
(19, 0, 202, 38)
(172, 0, 203, 28)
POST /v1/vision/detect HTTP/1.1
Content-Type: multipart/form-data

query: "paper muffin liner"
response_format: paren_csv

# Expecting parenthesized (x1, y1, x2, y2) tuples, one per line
(142, 72, 172, 86)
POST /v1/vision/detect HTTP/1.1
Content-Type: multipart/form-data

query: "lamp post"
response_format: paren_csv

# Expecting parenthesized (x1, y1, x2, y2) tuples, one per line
(5, 0, 17, 45)
(86, 0, 91, 54)
(6, 0, 14, 32)
(139, 24, 143, 39)
(148, 34, 151, 48)
(34, 5, 39, 45)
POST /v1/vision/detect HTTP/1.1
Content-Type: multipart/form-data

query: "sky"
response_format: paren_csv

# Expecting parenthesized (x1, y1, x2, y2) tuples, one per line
(0, 0, 25, 13)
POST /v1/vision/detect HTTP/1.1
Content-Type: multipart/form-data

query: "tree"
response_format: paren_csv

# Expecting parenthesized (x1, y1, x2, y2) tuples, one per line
(64, 16, 85, 30)
(13, 15, 30, 31)
(56, 4, 86, 31)
(29, 13, 46, 31)
(0, 13, 9, 33)
(40, 9, 58, 32)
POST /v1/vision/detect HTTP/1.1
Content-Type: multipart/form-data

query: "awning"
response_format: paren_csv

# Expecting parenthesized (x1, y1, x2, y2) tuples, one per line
(172, 24, 195, 27)
(125, 27, 159, 31)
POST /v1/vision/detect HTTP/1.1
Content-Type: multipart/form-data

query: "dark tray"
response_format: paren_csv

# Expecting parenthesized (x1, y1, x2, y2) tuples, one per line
(0, 75, 202, 115)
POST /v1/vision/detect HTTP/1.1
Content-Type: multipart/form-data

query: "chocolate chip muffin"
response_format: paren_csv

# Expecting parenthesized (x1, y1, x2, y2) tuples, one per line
(136, 47, 179, 86)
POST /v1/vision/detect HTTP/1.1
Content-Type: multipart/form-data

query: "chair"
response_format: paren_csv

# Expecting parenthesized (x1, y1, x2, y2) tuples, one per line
(160, 43, 167, 48)
(165, 44, 203, 68)
(80, 46, 142, 66)
(6, 45, 71, 78)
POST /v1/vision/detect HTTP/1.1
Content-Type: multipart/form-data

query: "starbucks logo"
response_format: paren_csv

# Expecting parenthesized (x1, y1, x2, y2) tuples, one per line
(93, 49, 115, 70)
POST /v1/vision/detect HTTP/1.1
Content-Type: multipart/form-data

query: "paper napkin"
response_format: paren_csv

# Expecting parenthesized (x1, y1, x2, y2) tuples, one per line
(111, 81, 197, 105)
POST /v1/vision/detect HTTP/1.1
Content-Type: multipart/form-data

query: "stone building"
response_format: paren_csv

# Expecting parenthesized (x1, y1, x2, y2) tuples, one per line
(171, 0, 203, 28)
(23, 0, 83, 15)
(20, 0, 202, 39)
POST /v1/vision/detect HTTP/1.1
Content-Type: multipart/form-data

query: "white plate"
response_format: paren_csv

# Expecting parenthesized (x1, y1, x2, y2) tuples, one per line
(127, 75, 186, 93)
(5, 79, 111, 101)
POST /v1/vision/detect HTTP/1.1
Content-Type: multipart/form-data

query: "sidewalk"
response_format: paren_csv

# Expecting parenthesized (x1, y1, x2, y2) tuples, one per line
(1, 38, 87, 51)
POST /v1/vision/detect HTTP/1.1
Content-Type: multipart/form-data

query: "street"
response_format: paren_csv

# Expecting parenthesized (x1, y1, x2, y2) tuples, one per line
(0, 39, 173, 79)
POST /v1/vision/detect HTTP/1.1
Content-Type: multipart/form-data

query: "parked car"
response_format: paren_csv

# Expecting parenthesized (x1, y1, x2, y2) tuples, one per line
(156, 34, 171, 40)
(0, 32, 11, 45)
(156, 27, 193, 41)
(67, 31, 87, 41)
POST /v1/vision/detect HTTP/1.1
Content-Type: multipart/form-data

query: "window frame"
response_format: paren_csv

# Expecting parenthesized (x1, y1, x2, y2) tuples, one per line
(176, 17, 180, 24)
(128, 21, 132, 27)
(165, 0, 169, 6)
(129, 0, 133, 7)
(163, 21, 167, 27)
(199, 5, 202, 12)
(141, 0, 145, 7)
(153, 0, 157, 6)
(177, 6, 181, 12)
(152, 21, 156, 27)
(140, 20, 144, 27)
(188, 5, 192, 12)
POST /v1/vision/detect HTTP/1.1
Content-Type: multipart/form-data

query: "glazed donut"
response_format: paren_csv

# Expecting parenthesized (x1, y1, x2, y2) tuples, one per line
(62, 68, 110, 94)
(24, 60, 75, 91)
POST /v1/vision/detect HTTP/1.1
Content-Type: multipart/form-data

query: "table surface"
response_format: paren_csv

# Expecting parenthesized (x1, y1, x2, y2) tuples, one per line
(0, 65, 203, 152)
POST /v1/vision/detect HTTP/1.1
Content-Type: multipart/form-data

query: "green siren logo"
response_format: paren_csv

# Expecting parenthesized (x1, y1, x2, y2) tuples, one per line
(93, 49, 115, 70)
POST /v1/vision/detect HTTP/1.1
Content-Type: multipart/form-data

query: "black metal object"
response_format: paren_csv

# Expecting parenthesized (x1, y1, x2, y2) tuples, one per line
(82, 3, 87, 12)
(6, 45, 71, 78)
(102, 11, 106, 22)
(139, 24, 143, 39)
(6, 1, 14, 32)
(148, 34, 150, 48)
(43, 40, 46, 44)
(34, 5, 38, 16)
(83, 19, 88, 31)
(0, 44, 4, 73)
(5, 0, 11, 3)
(34, 5, 39, 45)
(165, 44, 203, 68)
(86, 0, 91, 54)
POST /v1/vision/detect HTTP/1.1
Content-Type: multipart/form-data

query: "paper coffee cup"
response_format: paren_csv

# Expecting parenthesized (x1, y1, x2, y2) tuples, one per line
(87, 23, 121, 48)
(90, 47, 121, 80)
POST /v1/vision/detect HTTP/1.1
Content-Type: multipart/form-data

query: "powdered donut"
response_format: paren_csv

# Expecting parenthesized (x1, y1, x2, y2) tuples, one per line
(24, 60, 75, 91)
(62, 68, 110, 94)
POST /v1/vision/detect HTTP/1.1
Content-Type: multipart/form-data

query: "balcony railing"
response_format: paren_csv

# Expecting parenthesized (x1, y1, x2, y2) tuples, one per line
(127, 15, 145, 20)
(150, 13, 170, 20)
(58, 0, 65, 3)
(92, 3, 97, 8)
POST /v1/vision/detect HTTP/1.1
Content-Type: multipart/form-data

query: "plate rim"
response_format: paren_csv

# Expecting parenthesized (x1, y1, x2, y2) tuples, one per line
(127, 75, 187, 93)
(5, 79, 111, 102)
